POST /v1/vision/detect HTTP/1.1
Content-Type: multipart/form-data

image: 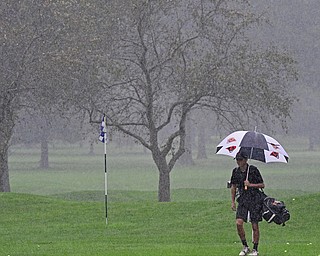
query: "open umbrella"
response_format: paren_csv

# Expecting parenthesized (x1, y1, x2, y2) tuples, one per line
(216, 130, 289, 163)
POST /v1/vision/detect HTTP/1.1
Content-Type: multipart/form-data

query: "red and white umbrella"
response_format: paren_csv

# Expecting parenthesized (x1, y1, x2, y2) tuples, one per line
(216, 130, 289, 163)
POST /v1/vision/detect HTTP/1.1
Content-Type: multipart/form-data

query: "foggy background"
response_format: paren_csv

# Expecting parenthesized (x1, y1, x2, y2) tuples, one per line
(2, 0, 320, 197)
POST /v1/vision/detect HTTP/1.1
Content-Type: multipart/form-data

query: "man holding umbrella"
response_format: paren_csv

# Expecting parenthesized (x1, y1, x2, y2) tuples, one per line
(230, 151, 265, 256)
(216, 130, 289, 255)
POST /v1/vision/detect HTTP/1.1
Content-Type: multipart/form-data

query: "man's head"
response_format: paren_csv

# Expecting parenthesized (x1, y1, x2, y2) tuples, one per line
(235, 151, 248, 161)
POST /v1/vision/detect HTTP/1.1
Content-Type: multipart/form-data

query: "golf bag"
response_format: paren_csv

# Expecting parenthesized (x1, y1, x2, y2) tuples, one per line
(262, 196, 290, 226)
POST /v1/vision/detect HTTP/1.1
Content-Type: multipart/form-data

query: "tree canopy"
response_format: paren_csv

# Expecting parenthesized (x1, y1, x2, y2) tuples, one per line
(67, 0, 297, 201)
(1, 0, 298, 200)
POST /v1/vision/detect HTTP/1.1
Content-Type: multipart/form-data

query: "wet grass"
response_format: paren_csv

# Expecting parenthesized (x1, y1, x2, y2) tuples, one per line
(0, 191, 319, 256)
(4, 138, 320, 255)
(9, 139, 320, 196)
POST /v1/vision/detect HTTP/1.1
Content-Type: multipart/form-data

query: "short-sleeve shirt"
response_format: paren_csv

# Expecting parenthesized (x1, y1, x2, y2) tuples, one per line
(230, 164, 264, 207)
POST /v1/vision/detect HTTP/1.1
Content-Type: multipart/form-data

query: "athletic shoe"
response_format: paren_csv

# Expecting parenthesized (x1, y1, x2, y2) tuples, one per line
(239, 246, 250, 256)
(248, 249, 259, 255)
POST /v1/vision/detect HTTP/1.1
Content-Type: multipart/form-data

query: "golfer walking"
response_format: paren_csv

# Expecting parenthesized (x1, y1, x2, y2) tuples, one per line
(230, 151, 265, 256)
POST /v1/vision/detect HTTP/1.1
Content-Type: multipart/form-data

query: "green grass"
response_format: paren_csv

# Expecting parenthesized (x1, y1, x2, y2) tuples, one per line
(0, 191, 319, 256)
(9, 142, 320, 195)
(4, 137, 320, 255)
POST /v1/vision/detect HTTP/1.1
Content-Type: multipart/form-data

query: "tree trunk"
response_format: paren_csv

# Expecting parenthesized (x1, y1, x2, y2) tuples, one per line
(0, 147, 10, 192)
(158, 169, 171, 202)
(0, 98, 15, 192)
(152, 150, 171, 202)
(197, 124, 207, 159)
(39, 137, 49, 169)
(178, 117, 195, 165)
(308, 135, 315, 151)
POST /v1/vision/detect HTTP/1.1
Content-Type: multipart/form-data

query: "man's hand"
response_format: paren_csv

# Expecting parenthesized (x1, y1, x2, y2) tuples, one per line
(244, 180, 250, 187)
(231, 202, 236, 211)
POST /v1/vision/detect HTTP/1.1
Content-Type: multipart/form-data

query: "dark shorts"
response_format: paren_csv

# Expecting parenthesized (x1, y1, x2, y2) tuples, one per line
(236, 203, 263, 223)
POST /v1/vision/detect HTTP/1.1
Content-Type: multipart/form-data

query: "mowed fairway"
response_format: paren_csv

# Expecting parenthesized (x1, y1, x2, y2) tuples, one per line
(2, 137, 320, 255)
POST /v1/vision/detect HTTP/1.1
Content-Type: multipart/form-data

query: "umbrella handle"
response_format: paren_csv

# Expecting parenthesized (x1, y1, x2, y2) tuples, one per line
(244, 165, 250, 190)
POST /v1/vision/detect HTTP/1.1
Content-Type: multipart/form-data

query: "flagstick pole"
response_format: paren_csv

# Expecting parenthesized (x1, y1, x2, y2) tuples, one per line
(104, 116, 108, 225)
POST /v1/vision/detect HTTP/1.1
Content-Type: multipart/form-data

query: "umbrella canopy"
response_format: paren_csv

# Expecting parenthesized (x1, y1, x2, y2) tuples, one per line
(216, 130, 289, 163)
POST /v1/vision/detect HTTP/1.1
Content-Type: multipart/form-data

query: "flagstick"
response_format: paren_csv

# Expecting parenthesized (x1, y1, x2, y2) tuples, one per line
(104, 116, 108, 225)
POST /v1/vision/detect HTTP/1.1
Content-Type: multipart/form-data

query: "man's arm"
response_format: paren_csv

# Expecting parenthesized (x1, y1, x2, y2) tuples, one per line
(231, 184, 237, 211)
(244, 180, 265, 189)
(244, 167, 265, 189)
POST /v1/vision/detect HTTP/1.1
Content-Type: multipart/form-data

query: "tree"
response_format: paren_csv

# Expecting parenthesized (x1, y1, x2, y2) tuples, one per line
(195, 110, 210, 160)
(253, 0, 320, 144)
(0, 1, 63, 190)
(290, 88, 320, 150)
(0, 1, 52, 192)
(66, 0, 296, 202)
(177, 116, 195, 166)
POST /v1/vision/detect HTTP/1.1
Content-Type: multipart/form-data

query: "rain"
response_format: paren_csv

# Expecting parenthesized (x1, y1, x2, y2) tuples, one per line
(1, 0, 320, 255)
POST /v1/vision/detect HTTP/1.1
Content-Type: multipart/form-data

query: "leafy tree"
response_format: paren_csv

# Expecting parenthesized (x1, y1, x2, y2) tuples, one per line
(1, 0, 297, 199)
(0, 1, 63, 190)
(13, 109, 90, 168)
(1, 0, 112, 190)
(69, 0, 297, 201)
(254, 0, 320, 145)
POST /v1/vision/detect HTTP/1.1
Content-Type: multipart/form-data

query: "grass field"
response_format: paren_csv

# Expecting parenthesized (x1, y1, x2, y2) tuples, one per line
(2, 136, 320, 255)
